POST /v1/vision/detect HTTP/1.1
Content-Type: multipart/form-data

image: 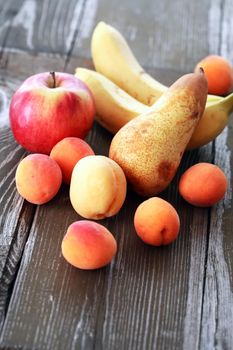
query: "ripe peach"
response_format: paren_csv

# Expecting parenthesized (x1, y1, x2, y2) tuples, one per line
(50, 137, 94, 184)
(194, 55, 233, 95)
(134, 197, 180, 246)
(179, 162, 227, 207)
(16, 154, 62, 204)
(61, 220, 117, 269)
(70, 155, 127, 219)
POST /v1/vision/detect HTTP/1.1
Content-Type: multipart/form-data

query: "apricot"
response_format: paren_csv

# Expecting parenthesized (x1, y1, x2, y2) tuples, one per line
(61, 220, 117, 269)
(179, 162, 227, 207)
(70, 155, 127, 219)
(134, 197, 180, 246)
(50, 137, 94, 184)
(16, 154, 62, 204)
(194, 55, 233, 95)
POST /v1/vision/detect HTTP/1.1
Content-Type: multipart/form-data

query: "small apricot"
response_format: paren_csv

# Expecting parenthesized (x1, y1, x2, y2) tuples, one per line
(179, 162, 227, 207)
(134, 197, 180, 246)
(70, 155, 127, 219)
(61, 220, 117, 269)
(194, 55, 233, 95)
(16, 154, 62, 204)
(50, 137, 94, 184)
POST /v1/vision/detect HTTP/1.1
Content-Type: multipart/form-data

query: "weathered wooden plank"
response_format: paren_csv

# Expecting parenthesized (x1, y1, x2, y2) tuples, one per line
(0, 0, 232, 349)
(0, 54, 36, 331)
(0, 49, 72, 333)
(199, 0, 233, 347)
(200, 128, 233, 350)
(0, 66, 29, 279)
(0, 0, 211, 72)
(71, 0, 210, 71)
(0, 0, 86, 56)
(0, 127, 32, 330)
(0, 1, 23, 48)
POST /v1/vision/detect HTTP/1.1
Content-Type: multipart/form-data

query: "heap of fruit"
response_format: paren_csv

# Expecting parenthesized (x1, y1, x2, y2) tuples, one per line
(9, 22, 231, 270)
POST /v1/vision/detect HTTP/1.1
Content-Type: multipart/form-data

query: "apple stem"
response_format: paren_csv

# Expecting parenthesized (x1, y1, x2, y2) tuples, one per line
(199, 67, 205, 75)
(50, 71, 56, 88)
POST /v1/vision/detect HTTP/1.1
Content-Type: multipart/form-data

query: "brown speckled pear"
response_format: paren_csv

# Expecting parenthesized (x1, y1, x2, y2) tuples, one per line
(109, 69, 208, 197)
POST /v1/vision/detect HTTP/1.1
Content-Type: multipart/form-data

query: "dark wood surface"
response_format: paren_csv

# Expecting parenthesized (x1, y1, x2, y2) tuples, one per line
(0, 1, 233, 349)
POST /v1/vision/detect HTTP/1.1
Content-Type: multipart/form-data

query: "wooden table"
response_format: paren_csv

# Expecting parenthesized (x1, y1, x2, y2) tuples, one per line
(0, 1, 233, 349)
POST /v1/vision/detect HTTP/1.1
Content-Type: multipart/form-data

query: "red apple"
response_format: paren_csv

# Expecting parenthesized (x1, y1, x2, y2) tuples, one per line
(9, 71, 95, 154)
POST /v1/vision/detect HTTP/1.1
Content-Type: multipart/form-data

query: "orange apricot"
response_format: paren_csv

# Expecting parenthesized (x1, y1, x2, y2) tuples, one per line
(16, 154, 62, 204)
(70, 155, 127, 219)
(61, 220, 117, 269)
(50, 137, 94, 184)
(134, 197, 180, 246)
(179, 162, 227, 207)
(194, 55, 233, 95)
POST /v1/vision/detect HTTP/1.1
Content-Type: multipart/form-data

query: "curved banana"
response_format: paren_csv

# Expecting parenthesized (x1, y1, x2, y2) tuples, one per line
(91, 21, 167, 105)
(75, 67, 233, 150)
(75, 68, 150, 133)
(187, 92, 233, 149)
(91, 21, 224, 106)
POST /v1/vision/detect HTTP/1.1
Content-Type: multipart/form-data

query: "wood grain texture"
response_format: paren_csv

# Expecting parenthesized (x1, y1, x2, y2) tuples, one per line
(0, 0, 210, 71)
(0, 128, 30, 324)
(0, 0, 87, 56)
(200, 129, 233, 350)
(71, 0, 210, 71)
(0, 49, 71, 333)
(199, 0, 233, 347)
(0, 0, 232, 349)
(0, 61, 35, 331)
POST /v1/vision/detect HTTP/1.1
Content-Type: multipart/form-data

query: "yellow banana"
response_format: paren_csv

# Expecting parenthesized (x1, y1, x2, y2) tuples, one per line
(91, 21, 167, 105)
(75, 67, 233, 150)
(75, 68, 150, 133)
(91, 21, 223, 106)
(187, 92, 233, 149)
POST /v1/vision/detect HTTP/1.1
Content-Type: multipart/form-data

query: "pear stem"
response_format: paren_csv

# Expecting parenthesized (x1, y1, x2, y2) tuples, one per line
(50, 71, 56, 88)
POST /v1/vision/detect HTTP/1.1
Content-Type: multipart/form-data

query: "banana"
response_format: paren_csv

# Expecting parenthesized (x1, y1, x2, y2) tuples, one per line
(75, 68, 150, 133)
(75, 67, 233, 150)
(91, 21, 167, 105)
(91, 21, 224, 106)
(187, 92, 233, 149)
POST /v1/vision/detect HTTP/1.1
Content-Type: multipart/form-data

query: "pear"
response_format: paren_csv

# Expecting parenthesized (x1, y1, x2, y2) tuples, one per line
(109, 69, 208, 196)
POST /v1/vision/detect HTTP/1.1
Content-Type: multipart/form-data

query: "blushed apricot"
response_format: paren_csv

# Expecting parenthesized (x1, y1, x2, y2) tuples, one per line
(179, 162, 227, 207)
(16, 154, 62, 204)
(194, 55, 233, 95)
(61, 220, 117, 269)
(70, 155, 127, 219)
(134, 197, 180, 246)
(50, 137, 94, 184)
